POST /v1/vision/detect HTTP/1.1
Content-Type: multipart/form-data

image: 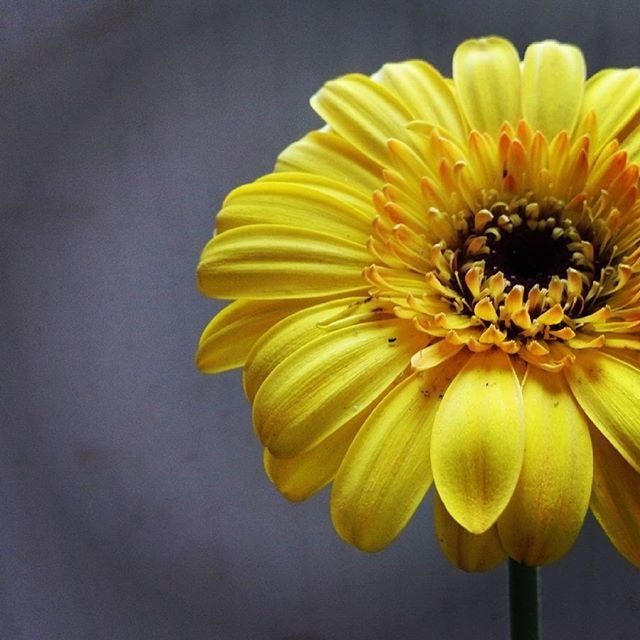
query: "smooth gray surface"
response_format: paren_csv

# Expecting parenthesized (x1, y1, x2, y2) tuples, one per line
(3, 1, 640, 638)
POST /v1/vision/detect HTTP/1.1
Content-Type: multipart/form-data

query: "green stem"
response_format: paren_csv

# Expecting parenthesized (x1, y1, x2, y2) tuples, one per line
(509, 559, 540, 640)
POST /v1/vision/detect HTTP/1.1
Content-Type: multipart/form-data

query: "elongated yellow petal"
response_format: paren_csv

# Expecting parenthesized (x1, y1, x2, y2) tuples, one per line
(434, 490, 506, 572)
(216, 180, 372, 244)
(580, 68, 640, 150)
(453, 37, 522, 135)
(253, 319, 425, 457)
(264, 414, 363, 501)
(564, 349, 640, 473)
(431, 349, 525, 533)
(375, 60, 467, 142)
(275, 130, 383, 195)
(197, 298, 324, 373)
(244, 296, 393, 401)
(521, 41, 585, 138)
(497, 368, 592, 565)
(256, 172, 375, 214)
(310, 74, 413, 166)
(197, 225, 370, 299)
(331, 354, 468, 552)
(590, 426, 640, 567)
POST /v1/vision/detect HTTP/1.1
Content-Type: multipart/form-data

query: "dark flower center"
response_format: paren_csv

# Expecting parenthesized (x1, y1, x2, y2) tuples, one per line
(484, 226, 573, 292)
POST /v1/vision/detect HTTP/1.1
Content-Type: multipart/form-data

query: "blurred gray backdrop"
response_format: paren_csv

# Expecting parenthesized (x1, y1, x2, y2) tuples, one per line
(3, 1, 640, 638)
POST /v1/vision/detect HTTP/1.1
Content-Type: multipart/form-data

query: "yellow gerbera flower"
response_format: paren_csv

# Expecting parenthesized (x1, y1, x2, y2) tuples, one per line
(197, 37, 640, 571)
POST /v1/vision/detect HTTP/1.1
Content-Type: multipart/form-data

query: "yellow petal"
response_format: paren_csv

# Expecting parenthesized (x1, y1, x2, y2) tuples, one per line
(216, 179, 372, 244)
(275, 130, 382, 195)
(434, 490, 506, 572)
(497, 368, 592, 565)
(264, 414, 363, 501)
(431, 349, 525, 533)
(197, 298, 324, 373)
(375, 60, 467, 142)
(580, 68, 640, 151)
(253, 318, 425, 457)
(331, 355, 468, 552)
(590, 425, 640, 568)
(521, 40, 586, 138)
(453, 37, 522, 135)
(564, 349, 640, 473)
(244, 296, 392, 401)
(310, 73, 413, 166)
(257, 172, 375, 215)
(197, 225, 370, 299)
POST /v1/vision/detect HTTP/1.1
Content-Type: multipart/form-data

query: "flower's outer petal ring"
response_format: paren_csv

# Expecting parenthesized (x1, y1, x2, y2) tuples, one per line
(331, 354, 468, 553)
(580, 68, 640, 153)
(521, 40, 586, 138)
(197, 224, 370, 300)
(197, 298, 328, 373)
(590, 425, 640, 568)
(431, 348, 525, 534)
(564, 349, 640, 473)
(453, 37, 522, 135)
(244, 296, 392, 401)
(375, 60, 468, 142)
(217, 179, 373, 244)
(253, 318, 425, 458)
(434, 490, 507, 572)
(264, 413, 363, 502)
(497, 368, 592, 566)
(310, 73, 413, 166)
(275, 130, 383, 196)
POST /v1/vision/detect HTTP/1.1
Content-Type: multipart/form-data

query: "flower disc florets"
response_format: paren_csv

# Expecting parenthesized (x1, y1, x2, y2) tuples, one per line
(367, 120, 640, 372)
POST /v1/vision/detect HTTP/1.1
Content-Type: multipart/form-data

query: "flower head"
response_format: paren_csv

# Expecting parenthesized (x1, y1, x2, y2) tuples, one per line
(197, 37, 640, 570)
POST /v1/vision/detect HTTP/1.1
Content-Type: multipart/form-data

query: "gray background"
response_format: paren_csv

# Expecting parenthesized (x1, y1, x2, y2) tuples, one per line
(3, 1, 640, 638)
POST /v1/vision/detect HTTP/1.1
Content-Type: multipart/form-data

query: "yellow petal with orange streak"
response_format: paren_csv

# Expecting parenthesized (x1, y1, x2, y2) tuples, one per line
(431, 349, 525, 533)
(498, 368, 592, 566)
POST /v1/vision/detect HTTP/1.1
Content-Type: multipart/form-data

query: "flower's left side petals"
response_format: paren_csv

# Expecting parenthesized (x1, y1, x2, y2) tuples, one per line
(197, 225, 370, 299)
(590, 425, 640, 568)
(497, 368, 592, 566)
(434, 490, 507, 572)
(580, 68, 640, 152)
(253, 319, 425, 458)
(431, 349, 525, 534)
(310, 74, 413, 166)
(197, 298, 325, 373)
(453, 37, 522, 135)
(565, 349, 640, 473)
(264, 413, 363, 502)
(375, 60, 468, 142)
(331, 354, 468, 552)
(521, 41, 586, 138)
